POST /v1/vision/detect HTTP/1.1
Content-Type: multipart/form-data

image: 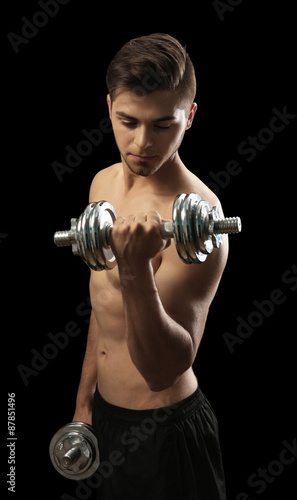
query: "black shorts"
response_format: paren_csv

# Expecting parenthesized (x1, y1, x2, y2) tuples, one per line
(92, 386, 227, 500)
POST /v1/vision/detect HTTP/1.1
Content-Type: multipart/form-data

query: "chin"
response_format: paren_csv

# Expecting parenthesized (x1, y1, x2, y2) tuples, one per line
(132, 167, 153, 177)
(124, 156, 160, 177)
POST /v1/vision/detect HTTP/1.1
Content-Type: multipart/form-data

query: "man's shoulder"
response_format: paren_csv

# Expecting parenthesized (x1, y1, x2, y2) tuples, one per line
(179, 169, 223, 212)
(89, 163, 121, 202)
(91, 163, 121, 184)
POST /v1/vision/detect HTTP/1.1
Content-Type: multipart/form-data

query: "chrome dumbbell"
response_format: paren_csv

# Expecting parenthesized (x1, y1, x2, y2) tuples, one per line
(49, 422, 100, 480)
(54, 192, 242, 271)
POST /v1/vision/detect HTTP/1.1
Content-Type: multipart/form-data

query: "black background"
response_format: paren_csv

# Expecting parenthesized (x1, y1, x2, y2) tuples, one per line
(2, 1, 296, 498)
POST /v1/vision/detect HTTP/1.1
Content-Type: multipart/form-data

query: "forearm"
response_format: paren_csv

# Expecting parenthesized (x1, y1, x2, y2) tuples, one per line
(74, 309, 98, 414)
(120, 261, 194, 391)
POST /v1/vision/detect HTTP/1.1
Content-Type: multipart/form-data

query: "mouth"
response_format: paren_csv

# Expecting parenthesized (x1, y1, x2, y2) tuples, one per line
(129, 154, 157, 162)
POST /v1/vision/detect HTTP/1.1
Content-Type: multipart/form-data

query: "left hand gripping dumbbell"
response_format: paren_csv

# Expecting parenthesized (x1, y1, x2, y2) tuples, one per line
(49, 422, 100, 480)
(53, 192, 242, 271)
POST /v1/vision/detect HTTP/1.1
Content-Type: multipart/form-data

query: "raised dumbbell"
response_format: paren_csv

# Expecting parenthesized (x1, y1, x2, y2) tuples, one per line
(53, 192, 241, 271)
(49, 422, 100, 480)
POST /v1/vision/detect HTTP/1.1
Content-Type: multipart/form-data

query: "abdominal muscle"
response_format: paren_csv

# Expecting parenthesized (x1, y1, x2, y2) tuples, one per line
(90, 267, 198, 410)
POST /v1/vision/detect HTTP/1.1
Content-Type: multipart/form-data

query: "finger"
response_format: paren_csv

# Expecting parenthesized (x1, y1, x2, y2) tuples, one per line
(147, 210, 161, 224)
(147, 210, 171, 249)
(134, 212, 147, 224)
(118, 214, 134, 225)
(113, 216, 126, 227)
(164, 238, 171, 249)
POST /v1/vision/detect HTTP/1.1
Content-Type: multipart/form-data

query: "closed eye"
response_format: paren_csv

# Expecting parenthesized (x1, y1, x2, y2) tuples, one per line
(154, 124, 171, 130)
(121, 121, 171, 130)
(121, 121, 137, 128)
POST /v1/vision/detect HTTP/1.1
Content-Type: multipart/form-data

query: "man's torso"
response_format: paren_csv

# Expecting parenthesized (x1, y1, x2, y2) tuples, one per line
(89, 163, 216, 410)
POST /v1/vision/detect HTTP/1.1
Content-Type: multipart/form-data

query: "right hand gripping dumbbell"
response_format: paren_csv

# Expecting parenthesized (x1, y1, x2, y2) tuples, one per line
(49, 422, 100, 480)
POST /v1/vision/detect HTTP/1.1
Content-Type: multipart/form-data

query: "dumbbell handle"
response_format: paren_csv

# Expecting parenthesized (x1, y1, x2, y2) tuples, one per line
(54, 216, 241, 248)
(160, 218, 241, 238)
(105, 217, 241, 241)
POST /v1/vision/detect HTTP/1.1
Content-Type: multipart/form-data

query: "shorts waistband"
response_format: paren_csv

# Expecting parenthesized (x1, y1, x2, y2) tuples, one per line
(93, 386, 205, 425)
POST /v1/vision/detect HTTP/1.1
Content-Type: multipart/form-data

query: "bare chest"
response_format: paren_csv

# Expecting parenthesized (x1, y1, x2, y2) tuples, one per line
(89, 252, 162, 339)
(90, 253, 162, 307)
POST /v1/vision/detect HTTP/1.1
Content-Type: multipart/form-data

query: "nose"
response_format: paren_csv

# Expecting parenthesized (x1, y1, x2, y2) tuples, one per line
(133, 125, 153, 151)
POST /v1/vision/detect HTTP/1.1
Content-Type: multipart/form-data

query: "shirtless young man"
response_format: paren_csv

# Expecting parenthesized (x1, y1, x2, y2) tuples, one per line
(73, 34, 228, 499)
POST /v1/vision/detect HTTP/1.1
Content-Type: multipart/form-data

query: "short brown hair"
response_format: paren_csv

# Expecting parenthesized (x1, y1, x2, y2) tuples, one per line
(106, 33, 196, 106)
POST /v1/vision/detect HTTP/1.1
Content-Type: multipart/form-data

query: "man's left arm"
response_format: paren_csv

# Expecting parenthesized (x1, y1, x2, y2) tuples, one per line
(111, 210, 228, 392)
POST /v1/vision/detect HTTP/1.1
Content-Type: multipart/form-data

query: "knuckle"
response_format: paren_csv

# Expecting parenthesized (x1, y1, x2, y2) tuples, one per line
(114, 217, 125, 226)
(148, 209, 159, 218)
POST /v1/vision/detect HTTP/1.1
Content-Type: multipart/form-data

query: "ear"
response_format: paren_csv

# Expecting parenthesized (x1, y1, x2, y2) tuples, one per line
(186, 102, 198, 130)
(107, 94, 112, 119)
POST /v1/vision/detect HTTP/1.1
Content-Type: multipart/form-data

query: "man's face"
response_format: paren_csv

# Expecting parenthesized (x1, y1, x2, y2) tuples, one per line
(107, 89, 196, 177)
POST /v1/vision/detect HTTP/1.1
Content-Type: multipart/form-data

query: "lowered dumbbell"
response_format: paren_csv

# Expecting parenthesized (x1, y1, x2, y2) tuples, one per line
(49, 422, 100, 480)
(53, 192, 241, 271)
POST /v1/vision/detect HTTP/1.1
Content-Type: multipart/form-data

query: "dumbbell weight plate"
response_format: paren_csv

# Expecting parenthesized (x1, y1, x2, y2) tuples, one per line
(49, 422, 100, 480)
(96, 201, 118, 270)
(76, 201, 117, 271)
(208, 206, 224, 249)
(184, 193, 208, 263)
(181, 193, 197, 263)
(88, 201, 118, 271)
(195, 200, 214, 256)
(172, 193, 190, 263)
(172, 193, 208, 264)
(77, 204, 97, 270)
(88, 202, 104, 270)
